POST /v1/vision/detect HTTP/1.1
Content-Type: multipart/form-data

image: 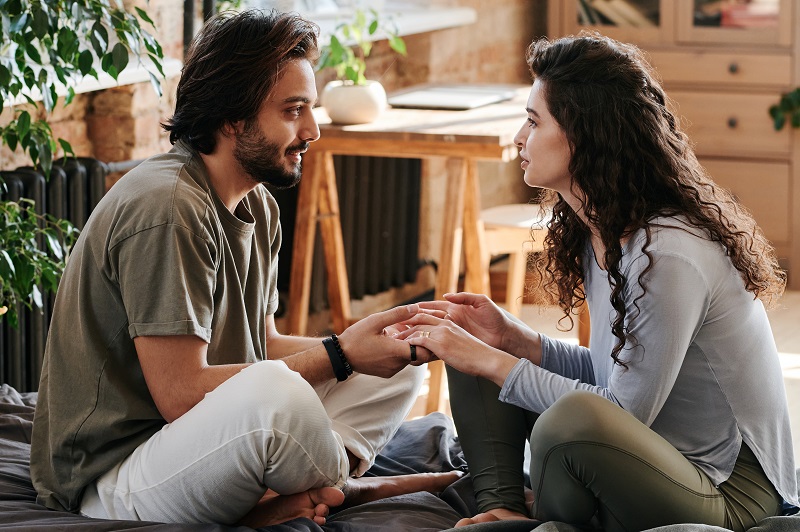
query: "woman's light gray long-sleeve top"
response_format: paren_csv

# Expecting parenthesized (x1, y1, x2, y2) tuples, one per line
(498, 216, 798, 505)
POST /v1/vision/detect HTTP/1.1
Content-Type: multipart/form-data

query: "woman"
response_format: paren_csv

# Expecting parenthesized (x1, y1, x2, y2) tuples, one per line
(402, 33, 798, 531)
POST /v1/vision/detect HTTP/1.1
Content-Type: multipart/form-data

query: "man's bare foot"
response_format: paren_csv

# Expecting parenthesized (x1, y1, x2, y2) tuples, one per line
(237, 486, 345, 527)
(455, 508, 532, 528)
(341, 470, 464, 508)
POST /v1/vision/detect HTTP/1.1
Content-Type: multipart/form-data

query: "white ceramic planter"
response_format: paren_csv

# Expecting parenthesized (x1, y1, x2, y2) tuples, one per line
(321, 80, 388, 125)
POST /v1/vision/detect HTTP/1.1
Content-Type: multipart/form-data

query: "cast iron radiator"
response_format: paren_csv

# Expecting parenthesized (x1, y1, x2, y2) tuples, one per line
(0, 155, 421, 391)
(270, 155, 422, 315)
(0, 158, 108, 393)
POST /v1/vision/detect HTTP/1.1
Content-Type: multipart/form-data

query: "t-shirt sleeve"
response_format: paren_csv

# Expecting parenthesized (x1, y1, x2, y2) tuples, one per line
(110, 222, 217, 342)
(539, 334, 595, 381)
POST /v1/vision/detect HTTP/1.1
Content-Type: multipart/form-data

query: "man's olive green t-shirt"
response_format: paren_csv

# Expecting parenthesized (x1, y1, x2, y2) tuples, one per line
(30, 141, 281, 512)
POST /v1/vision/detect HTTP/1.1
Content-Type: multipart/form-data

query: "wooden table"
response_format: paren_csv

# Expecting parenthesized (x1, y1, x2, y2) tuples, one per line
(288, 85, 530, 413)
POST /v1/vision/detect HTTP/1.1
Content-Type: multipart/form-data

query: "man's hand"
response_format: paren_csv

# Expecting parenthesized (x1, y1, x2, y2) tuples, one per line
(336, 304, 436, 378)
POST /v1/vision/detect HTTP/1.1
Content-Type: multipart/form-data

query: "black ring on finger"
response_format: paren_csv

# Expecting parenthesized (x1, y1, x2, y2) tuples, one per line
(410, 344, 417, 362)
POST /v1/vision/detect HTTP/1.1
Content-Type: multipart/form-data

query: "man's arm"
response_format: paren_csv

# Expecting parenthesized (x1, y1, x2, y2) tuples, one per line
(134, 335, 251, 423)
(137, 305, 432, 423)
(263, 315, 338, 385)
(134, 329, 335, 424)
(267, 305, 435, 385)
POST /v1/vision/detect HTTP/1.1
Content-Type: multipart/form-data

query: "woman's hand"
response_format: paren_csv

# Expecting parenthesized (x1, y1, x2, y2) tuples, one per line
(416, 293, 538, 361)
(396, 314, 519, 387)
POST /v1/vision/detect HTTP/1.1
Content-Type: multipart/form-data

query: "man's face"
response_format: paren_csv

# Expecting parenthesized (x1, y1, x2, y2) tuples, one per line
(233, 59, 319, 189)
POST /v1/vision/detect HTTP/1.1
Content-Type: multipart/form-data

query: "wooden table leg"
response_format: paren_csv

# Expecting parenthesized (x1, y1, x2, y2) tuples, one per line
(288, 151, 323, 335)
(433, 157, 468, 299)
(426, 157, 468, 415)
(288, 150, 353, 336)
(317, 152, 352, 334)
(462, 159, 490, 295)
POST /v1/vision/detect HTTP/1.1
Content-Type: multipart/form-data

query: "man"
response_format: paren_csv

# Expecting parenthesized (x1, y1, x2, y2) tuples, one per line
(31, 10, 456, 527)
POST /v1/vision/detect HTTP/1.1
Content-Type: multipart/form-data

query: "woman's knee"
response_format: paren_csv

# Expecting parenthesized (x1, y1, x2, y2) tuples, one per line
(531, 390, 618, 449)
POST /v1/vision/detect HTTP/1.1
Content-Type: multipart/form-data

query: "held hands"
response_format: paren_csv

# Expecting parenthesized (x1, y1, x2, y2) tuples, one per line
(335, 304, 437, 379)
(417, 293, 515, 352)
(330, 293, 534, 383)
(392, 310, 518, 387)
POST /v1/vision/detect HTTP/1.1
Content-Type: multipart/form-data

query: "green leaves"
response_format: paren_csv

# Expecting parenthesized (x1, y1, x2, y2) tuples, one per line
(0, 0, 165, 175)
(0, 112, 61, 176)
(316, 8, 407, 85)
(0, 195, 79, 328)
(769, 88, 800, 131)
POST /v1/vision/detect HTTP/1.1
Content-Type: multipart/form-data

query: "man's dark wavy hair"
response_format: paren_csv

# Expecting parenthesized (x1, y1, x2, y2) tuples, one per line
(162, 10, 319, 153)
(527, 32, 786, 367)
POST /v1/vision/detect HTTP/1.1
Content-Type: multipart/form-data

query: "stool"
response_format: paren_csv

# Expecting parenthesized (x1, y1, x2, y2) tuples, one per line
(483, 203, 550, 317)
(481, 203, 589, 346)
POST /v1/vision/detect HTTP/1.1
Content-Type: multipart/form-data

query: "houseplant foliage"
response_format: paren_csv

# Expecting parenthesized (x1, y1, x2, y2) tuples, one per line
(317, 7, 406, 86)
(768, 88, 800, 131)
(0, 0, 165, 175)
(0, 0, 164, 327)
(0, 195, 79, 328)
(316, 7, 406, 124)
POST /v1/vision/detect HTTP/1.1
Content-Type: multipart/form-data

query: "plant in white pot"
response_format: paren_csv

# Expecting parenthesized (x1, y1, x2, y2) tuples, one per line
(316, 7, 406, 125)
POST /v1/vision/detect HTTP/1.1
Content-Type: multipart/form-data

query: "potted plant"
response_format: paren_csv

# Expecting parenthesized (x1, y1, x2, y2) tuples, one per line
(0, 0, 164, 327)
(316, 7, 406, 125)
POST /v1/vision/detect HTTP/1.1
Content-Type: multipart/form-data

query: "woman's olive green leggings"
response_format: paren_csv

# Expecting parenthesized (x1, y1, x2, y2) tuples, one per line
(447, 367, 782, 532)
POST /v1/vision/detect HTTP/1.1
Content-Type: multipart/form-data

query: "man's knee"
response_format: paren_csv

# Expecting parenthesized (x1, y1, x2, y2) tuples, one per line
(395, 363, 426, 393)
(211, 361, 324, 424)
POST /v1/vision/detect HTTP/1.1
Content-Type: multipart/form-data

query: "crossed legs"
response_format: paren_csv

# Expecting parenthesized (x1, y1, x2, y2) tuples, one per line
(448, 369, 780, 532)
(80, 360, 459, 526)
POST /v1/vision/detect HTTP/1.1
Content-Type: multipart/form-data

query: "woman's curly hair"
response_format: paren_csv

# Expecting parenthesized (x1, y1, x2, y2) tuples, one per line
(527, 32, 785, 366)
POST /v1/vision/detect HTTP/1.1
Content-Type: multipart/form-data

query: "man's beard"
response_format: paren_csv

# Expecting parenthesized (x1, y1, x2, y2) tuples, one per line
(233, 119, 307, 189)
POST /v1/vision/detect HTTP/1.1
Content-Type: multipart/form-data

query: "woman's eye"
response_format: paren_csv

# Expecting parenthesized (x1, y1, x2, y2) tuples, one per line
(527, 118, 536, 128)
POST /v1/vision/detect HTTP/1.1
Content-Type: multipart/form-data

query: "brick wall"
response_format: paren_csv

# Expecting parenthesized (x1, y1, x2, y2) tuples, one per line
(0, 0, 545, 168)
(3, 1, 545, 176)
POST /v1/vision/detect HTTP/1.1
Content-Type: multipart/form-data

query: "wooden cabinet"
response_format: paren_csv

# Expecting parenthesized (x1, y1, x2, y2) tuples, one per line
(548, 0, 800, 287)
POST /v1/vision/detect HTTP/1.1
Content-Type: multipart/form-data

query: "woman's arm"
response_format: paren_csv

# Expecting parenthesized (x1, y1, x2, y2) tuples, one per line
(502, 251, 709, 422)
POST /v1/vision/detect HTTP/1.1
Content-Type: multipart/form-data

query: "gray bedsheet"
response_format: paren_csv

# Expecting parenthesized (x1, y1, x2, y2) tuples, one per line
(1, 383, 798, 532)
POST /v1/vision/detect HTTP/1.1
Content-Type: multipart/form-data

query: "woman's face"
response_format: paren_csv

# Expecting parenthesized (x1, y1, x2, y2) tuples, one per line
(513, 79, 572, 195)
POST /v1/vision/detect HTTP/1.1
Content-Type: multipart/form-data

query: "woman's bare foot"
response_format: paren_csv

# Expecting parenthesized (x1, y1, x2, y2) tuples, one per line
(237, 486, 345, 527)
(341, 470, 464, 508)
(455, 508, 532, 528)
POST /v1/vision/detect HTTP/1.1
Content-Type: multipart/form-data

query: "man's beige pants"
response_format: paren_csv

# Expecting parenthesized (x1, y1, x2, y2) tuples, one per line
(79, 360, 425, 524)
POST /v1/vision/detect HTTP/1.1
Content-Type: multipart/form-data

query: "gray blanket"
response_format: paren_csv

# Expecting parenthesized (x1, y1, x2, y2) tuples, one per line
(0, 384, 797, 531)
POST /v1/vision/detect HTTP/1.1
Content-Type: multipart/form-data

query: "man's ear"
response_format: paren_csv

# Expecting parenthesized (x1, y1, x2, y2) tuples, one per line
(222, 120, 241, 138)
